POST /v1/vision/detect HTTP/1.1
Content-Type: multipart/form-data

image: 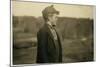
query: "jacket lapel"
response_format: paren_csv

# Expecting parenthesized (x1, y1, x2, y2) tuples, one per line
(45, 24, 55, 41)
(45, 24, 61, 46)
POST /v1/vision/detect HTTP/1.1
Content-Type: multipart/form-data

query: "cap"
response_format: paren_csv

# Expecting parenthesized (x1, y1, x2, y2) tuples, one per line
(42, 5, 59, 20)
(42, 5, 59, 15)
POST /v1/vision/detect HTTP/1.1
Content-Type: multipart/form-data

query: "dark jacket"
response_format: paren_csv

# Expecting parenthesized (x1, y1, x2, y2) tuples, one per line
(36, 23, 62, 63)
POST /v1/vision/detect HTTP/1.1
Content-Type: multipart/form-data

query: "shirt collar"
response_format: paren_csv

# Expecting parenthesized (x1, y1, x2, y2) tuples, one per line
(47, 21, 53, 28)
(47, 21, 52, 26)
(47, 21, 56, 29)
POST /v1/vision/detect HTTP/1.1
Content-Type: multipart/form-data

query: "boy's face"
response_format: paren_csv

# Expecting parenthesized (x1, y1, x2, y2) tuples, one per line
(48, 13, 58, 26)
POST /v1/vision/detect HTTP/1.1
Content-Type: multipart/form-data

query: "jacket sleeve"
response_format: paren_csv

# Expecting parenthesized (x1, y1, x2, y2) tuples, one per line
(37, 29, 49, 62)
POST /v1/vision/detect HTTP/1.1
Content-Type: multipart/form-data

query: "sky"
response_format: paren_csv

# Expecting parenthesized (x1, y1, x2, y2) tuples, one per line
(12, 1, 95, 19)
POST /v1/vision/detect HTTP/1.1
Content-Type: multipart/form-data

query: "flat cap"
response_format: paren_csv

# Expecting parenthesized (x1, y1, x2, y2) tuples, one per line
(42, 5, 59, 17)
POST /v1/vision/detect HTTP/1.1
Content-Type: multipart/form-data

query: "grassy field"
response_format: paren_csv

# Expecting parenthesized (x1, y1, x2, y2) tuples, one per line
(13, 16, 94, 64)
(13, 37, 94, 64)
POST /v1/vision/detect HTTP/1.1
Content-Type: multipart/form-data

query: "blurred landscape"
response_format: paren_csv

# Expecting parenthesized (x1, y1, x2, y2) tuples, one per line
(13, 16, 94, 64)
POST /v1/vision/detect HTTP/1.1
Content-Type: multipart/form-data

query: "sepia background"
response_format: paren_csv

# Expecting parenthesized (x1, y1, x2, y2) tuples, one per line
(12, 0, 94, 64)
